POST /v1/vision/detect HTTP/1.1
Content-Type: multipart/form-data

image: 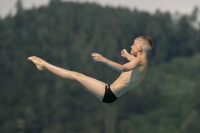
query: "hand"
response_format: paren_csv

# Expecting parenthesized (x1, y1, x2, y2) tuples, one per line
(121, 49, 129, 58)
(121, 49, 136, 61)
(91, 53, 105, 62)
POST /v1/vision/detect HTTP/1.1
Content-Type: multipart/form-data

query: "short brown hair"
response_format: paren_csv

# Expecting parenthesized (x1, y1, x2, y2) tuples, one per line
(136, 36, 153, 52)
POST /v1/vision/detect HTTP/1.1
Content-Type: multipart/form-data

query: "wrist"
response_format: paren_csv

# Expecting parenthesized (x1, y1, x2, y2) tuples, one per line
(102, 57, 107, 63)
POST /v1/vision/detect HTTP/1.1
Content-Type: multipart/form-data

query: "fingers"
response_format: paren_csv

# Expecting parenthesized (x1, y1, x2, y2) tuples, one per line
(93, 56, 98, 61)
(121, 49, 127, 54)
(91, 53, 101, 57)
(91, 53, 97, 56)
(121, 49, 125, 54)
(28, 56, 34, 61)
(121, 49, 128, 58)
(91, 53, 98, 60)
(91, 53, 98, 57)
(123, 49, 127, 53)
(91, 53, 103, 62)
(28, 56, 36, 60)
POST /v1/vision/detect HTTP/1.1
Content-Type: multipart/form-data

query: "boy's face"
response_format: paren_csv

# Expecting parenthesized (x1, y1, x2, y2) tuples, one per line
(130, 40, 140, 56)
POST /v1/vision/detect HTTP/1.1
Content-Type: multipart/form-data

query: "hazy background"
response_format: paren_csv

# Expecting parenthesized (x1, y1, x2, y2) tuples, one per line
(0, 0, 200, 18)
(1, 0, 200, 133)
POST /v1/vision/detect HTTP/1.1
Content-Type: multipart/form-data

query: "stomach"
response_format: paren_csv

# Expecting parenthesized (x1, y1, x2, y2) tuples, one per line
(110, 71, 145, 97)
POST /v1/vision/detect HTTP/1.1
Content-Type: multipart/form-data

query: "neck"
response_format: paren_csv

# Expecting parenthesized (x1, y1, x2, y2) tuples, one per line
(136, 52, 147, 59)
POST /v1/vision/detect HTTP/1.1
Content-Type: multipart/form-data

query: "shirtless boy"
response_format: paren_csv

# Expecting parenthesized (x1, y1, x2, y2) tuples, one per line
(28, 36, 153, 103)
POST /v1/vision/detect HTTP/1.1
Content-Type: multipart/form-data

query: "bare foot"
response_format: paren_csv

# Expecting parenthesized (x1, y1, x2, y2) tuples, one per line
(28, 56, 47, 71)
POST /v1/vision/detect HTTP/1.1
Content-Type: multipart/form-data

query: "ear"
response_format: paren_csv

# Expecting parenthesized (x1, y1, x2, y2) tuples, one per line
(139, 46, 143, 51)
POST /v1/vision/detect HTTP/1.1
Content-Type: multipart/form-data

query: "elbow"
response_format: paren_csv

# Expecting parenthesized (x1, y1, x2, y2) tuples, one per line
(116, 67, 125, 73)
(122, 64, 134, 72)
(121, 66, 129, 72)
(121, 67, 126, 72)
(122, 69, 129, 72)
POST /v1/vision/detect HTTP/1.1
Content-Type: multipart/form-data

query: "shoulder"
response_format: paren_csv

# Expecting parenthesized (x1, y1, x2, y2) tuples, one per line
(128, 58, 141, 67)
(129, 57, 140, 63)
(131, 57, 147, 67)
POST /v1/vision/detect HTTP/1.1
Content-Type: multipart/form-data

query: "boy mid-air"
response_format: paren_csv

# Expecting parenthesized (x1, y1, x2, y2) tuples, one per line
(28, 36, 153, 103)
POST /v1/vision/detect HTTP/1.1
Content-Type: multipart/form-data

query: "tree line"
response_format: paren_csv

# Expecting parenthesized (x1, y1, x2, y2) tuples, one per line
(0, 1, 200, 133)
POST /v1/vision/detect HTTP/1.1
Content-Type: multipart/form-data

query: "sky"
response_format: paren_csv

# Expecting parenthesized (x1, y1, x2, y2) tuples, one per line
(0, 0, 200, 18)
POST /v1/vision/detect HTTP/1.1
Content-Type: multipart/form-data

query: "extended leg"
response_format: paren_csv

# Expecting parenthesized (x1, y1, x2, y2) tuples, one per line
(28, 56, 106, 101)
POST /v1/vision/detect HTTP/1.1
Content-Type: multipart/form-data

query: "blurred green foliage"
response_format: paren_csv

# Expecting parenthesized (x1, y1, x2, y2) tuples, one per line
(0, 1, 200, 133)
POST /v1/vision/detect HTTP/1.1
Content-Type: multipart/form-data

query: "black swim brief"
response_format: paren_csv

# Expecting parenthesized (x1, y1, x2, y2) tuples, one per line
(102, 85, 118, 103)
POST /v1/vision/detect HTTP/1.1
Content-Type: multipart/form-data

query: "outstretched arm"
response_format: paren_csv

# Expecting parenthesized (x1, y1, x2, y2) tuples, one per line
(91, 53, 140, 73)
(121, 49, 136, 61)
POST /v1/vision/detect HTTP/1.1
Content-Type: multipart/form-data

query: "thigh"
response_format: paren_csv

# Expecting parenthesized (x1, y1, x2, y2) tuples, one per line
(73, 72, 107, 101)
